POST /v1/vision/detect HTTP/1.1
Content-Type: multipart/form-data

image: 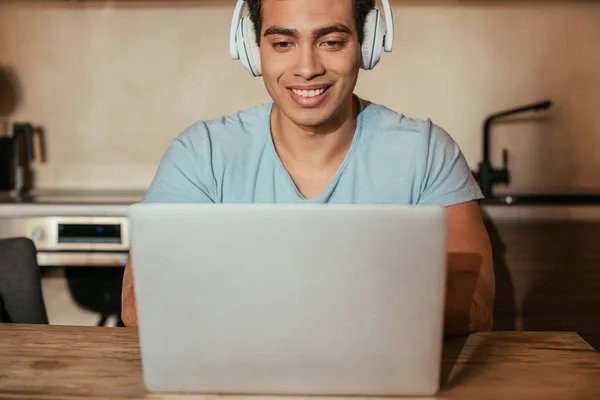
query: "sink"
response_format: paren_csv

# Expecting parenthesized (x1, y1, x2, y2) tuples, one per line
(481, 194, 600, 206)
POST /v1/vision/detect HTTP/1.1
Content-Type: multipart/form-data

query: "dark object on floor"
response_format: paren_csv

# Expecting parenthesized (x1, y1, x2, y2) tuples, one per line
(65, 266, 125, 327)
(0, 237, 49, 324)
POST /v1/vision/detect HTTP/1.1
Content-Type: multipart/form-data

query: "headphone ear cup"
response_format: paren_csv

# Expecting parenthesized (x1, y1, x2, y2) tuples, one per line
(361, 9, 385, 70)
(240, 16, 262, 77)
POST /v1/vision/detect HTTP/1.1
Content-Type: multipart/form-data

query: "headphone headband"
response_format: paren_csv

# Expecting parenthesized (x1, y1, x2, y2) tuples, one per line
(230, 0, 394, 75)
(231, 0, 393, 53)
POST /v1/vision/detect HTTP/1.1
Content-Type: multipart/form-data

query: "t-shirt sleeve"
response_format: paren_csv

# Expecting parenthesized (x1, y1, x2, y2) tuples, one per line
(417, 121, 483, 206)
(142, 123, 216, 204)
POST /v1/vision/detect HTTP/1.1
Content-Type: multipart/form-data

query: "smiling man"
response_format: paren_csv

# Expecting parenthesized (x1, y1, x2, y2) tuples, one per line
(121, 0, 495, 336)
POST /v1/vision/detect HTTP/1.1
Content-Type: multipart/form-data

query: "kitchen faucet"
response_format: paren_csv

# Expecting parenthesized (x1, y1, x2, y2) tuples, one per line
(473, 99, 553, 198)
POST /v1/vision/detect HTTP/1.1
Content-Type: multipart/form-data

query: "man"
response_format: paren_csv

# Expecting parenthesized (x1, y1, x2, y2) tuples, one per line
(121, 0, 495, 336)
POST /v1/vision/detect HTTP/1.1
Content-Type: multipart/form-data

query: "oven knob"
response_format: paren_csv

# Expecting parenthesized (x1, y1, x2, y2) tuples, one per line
(31, 227, 45, 241)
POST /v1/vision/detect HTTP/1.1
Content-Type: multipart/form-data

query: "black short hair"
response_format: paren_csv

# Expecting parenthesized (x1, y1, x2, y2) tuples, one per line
(246, 0, 376, 46)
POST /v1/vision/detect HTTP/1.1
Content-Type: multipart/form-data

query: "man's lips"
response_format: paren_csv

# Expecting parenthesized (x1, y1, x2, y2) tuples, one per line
(288, 85, 331, 107)
(288, 85, 331, 98)
(287, 84, 332, 91)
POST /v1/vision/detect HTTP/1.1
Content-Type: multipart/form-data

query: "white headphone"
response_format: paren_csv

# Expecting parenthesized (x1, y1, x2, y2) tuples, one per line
(230, 0, 394, 77)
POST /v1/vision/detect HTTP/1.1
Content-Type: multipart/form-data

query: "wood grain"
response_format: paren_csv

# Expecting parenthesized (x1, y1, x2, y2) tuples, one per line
(1, 325, 599, 400)
(0, 324, 144, 399)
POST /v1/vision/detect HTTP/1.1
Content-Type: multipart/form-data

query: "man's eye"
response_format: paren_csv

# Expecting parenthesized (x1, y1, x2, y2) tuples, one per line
(273, 42, 292, 49)
(322, 41, 344, 48)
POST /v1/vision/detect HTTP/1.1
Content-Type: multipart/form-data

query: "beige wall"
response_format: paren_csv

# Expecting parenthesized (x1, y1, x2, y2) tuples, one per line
(0, 1, 598, 192)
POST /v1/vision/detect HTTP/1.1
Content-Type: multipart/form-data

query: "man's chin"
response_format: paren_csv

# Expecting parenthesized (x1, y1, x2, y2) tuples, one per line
(286, 111, 335, 129)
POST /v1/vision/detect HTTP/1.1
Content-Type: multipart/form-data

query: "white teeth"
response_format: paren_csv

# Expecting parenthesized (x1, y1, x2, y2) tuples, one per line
(292, 87, 327, 98)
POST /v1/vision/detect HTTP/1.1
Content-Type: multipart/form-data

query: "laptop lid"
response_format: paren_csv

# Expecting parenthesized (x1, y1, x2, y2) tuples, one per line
(129, 203, 448, 396)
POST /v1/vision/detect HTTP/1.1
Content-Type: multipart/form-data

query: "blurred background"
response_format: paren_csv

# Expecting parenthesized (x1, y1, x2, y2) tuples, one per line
(0, 0, 599, 346)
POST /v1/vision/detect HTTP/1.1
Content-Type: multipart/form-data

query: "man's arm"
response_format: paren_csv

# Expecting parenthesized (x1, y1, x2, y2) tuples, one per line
(444, 200, 495, 336)
(120, 125, 217, 328)
(121, 253, 138, 327)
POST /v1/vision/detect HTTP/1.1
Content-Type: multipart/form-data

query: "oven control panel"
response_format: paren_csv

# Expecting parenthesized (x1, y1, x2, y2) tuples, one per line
(0, 216, 130, 267)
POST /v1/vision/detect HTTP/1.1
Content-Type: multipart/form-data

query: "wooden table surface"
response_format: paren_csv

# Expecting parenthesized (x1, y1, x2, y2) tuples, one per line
(1, 324, 599, 400)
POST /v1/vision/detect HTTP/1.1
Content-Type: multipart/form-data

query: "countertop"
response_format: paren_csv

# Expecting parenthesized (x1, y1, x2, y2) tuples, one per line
(0, 203, 132, 217)
(481, 204, 600, 221)
(0, 188, 145, 204)
(2, 189, 600, 221)
(1, 324, 599, 399)
(0, 189, 142, 217)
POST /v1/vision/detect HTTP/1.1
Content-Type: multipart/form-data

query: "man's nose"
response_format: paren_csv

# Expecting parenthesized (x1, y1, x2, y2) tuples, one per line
(293, 45, 325, 80)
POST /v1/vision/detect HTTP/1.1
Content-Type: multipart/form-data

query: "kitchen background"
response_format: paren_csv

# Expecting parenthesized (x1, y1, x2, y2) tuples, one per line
(0, 0, 599, 346)
(0, 0, 599, 192)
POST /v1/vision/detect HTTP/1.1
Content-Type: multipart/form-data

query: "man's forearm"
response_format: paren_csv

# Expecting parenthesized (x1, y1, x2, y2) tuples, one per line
(121, 256, 138, 327)
(444, 252, 495, 337)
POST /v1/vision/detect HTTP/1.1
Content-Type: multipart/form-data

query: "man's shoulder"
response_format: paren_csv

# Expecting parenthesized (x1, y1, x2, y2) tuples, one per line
(359, 98, 455, 146)
(359, 98, 482, 206)
(177, 101, 272, 145)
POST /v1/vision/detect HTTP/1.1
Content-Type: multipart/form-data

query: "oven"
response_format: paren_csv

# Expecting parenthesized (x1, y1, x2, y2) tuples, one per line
(0, 189, 144, 326)
(0, 189, 142, 267)
(0, 215, 130, 267)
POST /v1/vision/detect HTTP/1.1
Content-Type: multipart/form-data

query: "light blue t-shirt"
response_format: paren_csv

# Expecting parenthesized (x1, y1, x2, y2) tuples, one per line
(143, 97, 483, 206)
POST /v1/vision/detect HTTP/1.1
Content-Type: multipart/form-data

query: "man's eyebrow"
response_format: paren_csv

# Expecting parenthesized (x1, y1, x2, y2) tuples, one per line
(312, 24, 353, 39)
(263, 26, 300, 39)
(262, 24, 353, 40)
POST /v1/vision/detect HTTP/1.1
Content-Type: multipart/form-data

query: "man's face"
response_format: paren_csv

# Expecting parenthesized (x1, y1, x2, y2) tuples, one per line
(259, 0, 361, 129)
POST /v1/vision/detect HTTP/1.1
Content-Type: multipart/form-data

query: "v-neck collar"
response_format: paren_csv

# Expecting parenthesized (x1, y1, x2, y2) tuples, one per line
(265, 96, 368, 202)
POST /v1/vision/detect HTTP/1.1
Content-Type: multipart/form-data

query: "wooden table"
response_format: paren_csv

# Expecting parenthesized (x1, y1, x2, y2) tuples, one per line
(1, 324, 599, 399)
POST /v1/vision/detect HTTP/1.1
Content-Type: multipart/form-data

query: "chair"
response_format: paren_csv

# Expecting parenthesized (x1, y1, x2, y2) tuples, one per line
(0, 237, 49, 324)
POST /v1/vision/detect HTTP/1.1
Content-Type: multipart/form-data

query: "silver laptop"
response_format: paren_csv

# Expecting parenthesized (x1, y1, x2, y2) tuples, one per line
(128, 203, 448, 396)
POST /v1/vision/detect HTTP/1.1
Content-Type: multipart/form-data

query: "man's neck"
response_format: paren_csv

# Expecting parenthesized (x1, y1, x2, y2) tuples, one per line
(270, 95, 359, 169)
